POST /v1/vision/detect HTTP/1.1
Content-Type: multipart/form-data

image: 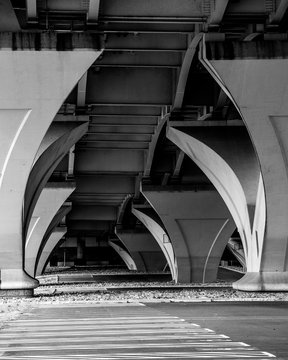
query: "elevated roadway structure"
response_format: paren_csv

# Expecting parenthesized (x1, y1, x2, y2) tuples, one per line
(0, 0, 288, 294)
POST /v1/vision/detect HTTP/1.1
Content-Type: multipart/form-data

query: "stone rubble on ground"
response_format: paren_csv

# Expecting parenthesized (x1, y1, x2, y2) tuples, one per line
(0, 268, 288, 329)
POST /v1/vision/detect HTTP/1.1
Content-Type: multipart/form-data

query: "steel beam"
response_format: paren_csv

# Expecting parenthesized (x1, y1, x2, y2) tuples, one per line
(87, 0, 100, 23)
(172, 151, 185, 178)
(168, 120, 244, 127)
(68, 145, 75, 177)
(77, 72, 88, 107)
(26, 0, 37, 22)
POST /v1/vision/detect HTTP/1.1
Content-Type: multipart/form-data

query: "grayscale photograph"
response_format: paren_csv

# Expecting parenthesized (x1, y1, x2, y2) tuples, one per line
(0, 0, 287, 359)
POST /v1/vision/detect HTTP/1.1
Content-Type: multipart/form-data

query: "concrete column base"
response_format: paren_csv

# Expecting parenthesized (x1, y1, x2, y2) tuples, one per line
(233, 272, 288, 291)
(175, 257, 192, 283)
(0, 269, 39, 290)
(0, 289, 34, 298)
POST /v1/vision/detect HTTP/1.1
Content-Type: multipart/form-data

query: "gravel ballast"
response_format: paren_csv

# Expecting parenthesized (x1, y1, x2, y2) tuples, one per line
(0, 267, 288, 328)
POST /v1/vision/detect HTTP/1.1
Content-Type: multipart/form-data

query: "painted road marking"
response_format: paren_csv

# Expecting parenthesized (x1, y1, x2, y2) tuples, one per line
(0, 305, 276, 359)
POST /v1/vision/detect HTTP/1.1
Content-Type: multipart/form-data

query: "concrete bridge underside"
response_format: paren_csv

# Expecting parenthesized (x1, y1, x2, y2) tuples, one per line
(1, 0, 288, 294)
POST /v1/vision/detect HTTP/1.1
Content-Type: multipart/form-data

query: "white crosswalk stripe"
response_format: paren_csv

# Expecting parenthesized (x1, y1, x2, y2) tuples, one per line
(0, 304, 276, 359)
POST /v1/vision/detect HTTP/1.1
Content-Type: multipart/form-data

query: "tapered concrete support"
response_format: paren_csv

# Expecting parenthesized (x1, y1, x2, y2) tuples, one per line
(115, 228, 167, 272)
(0, 33, 101, 290)
(25, 183, 75, 277)
(140, 189, 235, 283)
(24, 121, 88, 239)
(108, 240, 137, 271)
(35, 204, 72, 276)
(36, 227, 67, 276)
(25, 122, 86, 277)
(114, 231, 146, 272)
(167, 126, 261, 272)
(34, 122, 87, 163)
(201, 39, 288, 290)
(132, 207, 177, 282)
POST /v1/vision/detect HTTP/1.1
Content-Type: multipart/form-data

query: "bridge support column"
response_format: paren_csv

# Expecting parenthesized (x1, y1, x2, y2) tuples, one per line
(24, 121, 88, 240)
(0, 36, 101, 292)
(167, 125, 261, 277)
(141, 188, 235, 283)
(132, 207, 178, 282)
(115, 229, 167, 272)
(108, 240, 137, 271)
(201, 40, 288, 290)
(35, 205, 71, 276)
(35, 227, 67, 277)
(25, 183, 75, 277)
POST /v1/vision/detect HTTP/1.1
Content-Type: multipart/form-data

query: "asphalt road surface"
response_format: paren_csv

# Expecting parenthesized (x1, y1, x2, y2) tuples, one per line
(150, 301, 288, 360)
(0, 301, 286, 359)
